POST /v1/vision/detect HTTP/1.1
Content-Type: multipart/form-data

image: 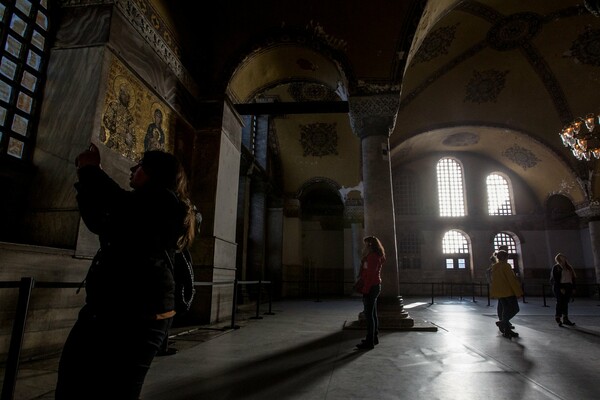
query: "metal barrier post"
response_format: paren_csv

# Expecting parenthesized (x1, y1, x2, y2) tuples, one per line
(431, 283, 434, 305)
(264, 281, 274, 315)
(542, 284, 548, 307)
(229, 278, 240, 329)
(472, 283, 476, 303)
(2, 277, 34, 400)
(314, 280, 321, 303)
(487, 283, 490, 307)
(250, 280, 263, 320)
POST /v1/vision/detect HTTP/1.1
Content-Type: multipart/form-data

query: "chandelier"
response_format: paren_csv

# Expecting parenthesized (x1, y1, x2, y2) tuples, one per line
(559, 113, 600, 161)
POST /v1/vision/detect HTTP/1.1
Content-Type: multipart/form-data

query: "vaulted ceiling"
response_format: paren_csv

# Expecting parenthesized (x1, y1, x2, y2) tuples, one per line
(155, 0, 600, 206)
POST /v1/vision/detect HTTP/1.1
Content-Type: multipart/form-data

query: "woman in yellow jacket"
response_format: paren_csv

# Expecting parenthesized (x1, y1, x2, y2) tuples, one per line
(490, 250, 523, 338)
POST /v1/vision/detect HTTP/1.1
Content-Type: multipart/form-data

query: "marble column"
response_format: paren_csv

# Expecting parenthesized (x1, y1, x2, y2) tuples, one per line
(348, 94, 413, 328)
(576, 205, 600, 283)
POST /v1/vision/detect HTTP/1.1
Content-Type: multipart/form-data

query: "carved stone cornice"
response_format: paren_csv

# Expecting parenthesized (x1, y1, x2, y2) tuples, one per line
(58, 0, 198, 97)
(348, 94, 400, 138)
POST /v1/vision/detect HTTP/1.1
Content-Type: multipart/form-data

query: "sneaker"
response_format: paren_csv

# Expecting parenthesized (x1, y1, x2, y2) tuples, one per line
(502, 329, 519, 338)
(156, 347, 178, 356)
(495, 321, 505, 333)
(563, 318, 575, 326)
(361, 337, 379, 345)
(355, 342, 374, 350)
(555, 317, 563, 327)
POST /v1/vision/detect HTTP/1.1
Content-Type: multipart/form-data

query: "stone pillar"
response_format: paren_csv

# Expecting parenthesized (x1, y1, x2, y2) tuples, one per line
(348, 94, 413, 328)
(576, 205, 600, 283)
(192, 97, 243, 324)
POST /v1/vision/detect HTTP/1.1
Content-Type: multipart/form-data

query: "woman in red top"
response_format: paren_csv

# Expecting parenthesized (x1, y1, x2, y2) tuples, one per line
(356, 236, 386, 350)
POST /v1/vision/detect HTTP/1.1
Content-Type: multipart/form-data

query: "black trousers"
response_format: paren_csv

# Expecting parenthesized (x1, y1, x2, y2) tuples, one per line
(554, 283, 574, 318)
(362, 284, 381, 345)
(55, 305, 169, 400)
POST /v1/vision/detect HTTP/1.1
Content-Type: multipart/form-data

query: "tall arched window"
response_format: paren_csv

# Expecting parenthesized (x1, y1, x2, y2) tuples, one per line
(487, 173, 514, 215)
(0, 0, 51, 160)
(437, 158, 466, 217)
(442, 229, 470, 269)
(493, 232, 518, 271)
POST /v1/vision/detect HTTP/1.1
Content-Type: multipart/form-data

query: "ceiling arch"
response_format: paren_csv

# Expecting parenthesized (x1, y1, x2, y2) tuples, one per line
(393, 0, 600, 207)
(227, 43, 348, 104)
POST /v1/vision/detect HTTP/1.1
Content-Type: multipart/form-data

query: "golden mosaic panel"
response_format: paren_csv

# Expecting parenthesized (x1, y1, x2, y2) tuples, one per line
(100, 58, 174, 160)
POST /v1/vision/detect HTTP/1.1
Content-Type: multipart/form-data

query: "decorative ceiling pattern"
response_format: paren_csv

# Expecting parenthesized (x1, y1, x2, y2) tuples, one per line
(299, 123, 338, 157)
(288, 82, 338, 102)
(442, 132, 480, 147)
(399, 1, 584, 124)
(569, 29, 600, 66)
(502, 144, 541, 170)
(464, 69, 509, 103)
(412, 23, 459, 64)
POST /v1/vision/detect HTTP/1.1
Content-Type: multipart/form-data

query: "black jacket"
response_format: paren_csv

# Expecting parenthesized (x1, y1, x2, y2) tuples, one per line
(76, 166, 184, 318)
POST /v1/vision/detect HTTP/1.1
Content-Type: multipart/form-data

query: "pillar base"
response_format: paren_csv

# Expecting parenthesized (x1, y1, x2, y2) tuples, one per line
(344, 296, 438, 331)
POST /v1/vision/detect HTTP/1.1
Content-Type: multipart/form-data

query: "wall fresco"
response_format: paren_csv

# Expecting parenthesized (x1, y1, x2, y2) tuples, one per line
(100, 58, 173, 160)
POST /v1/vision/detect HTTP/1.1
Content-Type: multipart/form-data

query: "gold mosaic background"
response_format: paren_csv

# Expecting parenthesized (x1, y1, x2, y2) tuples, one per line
(100, 58, 174, 160)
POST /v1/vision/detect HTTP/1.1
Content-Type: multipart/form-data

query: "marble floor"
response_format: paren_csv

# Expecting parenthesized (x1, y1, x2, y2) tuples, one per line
(3, 296, 600, 399)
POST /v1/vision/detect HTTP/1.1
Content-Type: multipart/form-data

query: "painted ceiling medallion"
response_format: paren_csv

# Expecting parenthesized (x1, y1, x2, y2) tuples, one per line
(465, 69, 509, 103)
(288, 82, 338, 102)
(502, 144, 541, 170)
(570, 29, 600, 66)
(413, 24, 459, 64)
(487, 12, 542, 51)
(442, 132, 480, 147)
(299, 123, 338, 157)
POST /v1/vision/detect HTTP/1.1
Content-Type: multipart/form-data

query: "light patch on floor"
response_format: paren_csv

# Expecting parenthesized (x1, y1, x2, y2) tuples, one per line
(404, 301, 428, 309)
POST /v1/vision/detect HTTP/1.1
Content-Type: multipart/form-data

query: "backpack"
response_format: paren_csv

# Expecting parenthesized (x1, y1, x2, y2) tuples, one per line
(165, 248, 196, 314)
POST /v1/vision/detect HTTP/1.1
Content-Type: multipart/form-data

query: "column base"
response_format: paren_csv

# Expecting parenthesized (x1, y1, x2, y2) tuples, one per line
(344, 296, 438, 331)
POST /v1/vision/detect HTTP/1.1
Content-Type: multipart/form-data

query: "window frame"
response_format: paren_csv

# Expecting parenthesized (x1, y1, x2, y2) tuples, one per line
(0, 0, 52, 162)
(486, 172, 515, 216)
(442, 229, 471, 270)
(436, 157, 467, 217)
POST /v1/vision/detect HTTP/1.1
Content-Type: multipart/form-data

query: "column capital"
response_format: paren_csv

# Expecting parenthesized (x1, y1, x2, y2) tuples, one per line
(348, 93, 400, 139)
(576, 202, 600, 220)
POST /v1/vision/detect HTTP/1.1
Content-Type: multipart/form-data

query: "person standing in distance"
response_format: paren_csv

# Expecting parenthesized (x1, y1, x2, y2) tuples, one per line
(551, 253, 577, 327)
(356, 236, 386, 350)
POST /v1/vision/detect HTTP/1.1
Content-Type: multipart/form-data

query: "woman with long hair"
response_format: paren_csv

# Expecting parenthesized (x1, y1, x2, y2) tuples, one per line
(56, 144, 195, 399)
(551, 253, 577, 326)
(356, 236, 386, 350)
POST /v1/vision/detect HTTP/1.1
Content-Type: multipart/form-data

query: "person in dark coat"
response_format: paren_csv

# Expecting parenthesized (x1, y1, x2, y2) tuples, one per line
(55, 144, 195, 399)
(551, 253, 577, 327)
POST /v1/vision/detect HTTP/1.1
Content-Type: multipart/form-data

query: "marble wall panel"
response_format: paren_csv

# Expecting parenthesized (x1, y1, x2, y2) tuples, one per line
(26, 46, 105, 247)
(54, 5, 112, 48)
(213, 238, 237, 271)
(0, 243, 90, 361)
(214, 133, 241, 243)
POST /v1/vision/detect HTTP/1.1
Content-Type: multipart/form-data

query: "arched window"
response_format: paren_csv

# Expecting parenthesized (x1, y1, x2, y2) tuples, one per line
(493, 232, 519, 272)
(487, 173, 514, 215)
(437, 158, 466, 217)
(0, 0, 51, 160)
(442, 229, 470, 269)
